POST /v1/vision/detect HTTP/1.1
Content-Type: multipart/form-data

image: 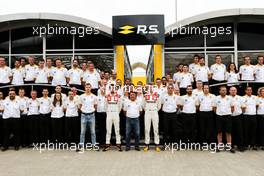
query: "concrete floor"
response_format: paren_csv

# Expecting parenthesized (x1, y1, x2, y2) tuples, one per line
(0, 147, 264, 176)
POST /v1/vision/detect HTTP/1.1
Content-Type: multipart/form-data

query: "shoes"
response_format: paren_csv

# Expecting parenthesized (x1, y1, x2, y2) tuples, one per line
(1, 147, 8, 152)
(125, 147, 130, 151)
(143, 145, 149, 152)
(230, 148, 236, 154)
(116, 144, 123, 152)
(103, 144, 110, 152)
(155, 146, 161, 152)
(135, 146, 140, 151)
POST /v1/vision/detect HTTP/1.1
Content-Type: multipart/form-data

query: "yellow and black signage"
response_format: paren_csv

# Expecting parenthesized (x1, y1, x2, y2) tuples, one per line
(112, 15, 165, 45)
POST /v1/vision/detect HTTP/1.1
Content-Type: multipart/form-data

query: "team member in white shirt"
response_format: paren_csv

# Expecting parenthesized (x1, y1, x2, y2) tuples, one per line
(254, 55, 264, 92)
(123, 91, 142, 151)
(193, 81, 204, 98)
(178, 85, 199, 143)
(38, 88, 52, 144)
(193, 57, 211, 84)
(35, 59, 49, 95)
(103, 87, 122, 151)
(27, 90, 40, 144)
(46, 58, 54, 84)
(177, 65, 194, 95)
(50, 58, 68, 86)
(210, 55, 226, 94)
(197, 84, 215, 144)
(65, 91, 80, 144)
(154, 78, 166, 97)
(81, 62, 101, 95)
(17, 88, 29, 147)
(51, 85, 67, 102)
(257, 87, 264, 150)
(51, 92, 65, 143)
(189, 55, 200, 75)
(24, 56, 38, 84)
(143, 86, 161, 152)
(0, 57, 12, 96)
(212, 86, 235, 153)
(173, 64, 183, 83)
(161, 84, 180, 145)
(229, 86, 245, 151)
(96, 88, 107, 147)
(78, 83, 97, 151)
(242, 86, 258, 150)
(11, 60, 25, 85)
(225, 63, 240, 89)
(239, 56, 255, 92)
(0, 90, 24, 151)
(67, 59, 83, 90)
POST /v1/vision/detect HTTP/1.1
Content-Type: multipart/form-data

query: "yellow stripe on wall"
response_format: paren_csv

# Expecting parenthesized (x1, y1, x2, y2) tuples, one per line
(153, 44, 163, 82)
(115, 45, 124, 85)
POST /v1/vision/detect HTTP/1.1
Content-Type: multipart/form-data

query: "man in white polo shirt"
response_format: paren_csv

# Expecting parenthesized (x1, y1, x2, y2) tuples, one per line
(24, 56, 38, 84)
(213, 86, 235, 153)
(239, 56, 255, 91)
(178, 85, 199, 143)
(50, 58, 68, 86)
(0, 57, 12, 96)
(67, 59, 83, 90)
(123, 91, 142, 151)
(81, 62, 101, 95)
(193, 57, 211, 84)
(11, 59, 25, 86)
(177, 64, 194, 95)
(242, 86, 258, 150)
(35, 59, 49, 95)
(0, 89, 24, 151)
(210, 55, 226, 94)
(254, 55, 264, 93)
(78, 83, 97, 151)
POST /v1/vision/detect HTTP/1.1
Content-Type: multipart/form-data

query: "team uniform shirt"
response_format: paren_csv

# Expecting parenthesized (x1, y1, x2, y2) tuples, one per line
(239, 65, 255, 81)
(124, 99, 142, 118)
(38, 97, 52, 114)
(143, 93, 161, 111)
(242, 95, 257, 115)
(210, 63, 226, 81)
(82, 70, 101, 89)
(254, 64, 264, 82)
(24, 64, 37, 82)
(51, 67, 68, 86)
(79, 93, 97, 113)
(65, 98, 79, 117)
(173, 72, 182, 83)
(35, 67, 49, 83)
(198, 93, 215, 112)
(51, 103, 65, 118)
(1, 98, 23, 119)
(27, 99, 40, 115)
(193, 89, 204, 98)
(106, 94, 121, 112)
(46, 66, 55, 82)
(230, 95, 244, 116)
(11, 68, 25, 85)
(96, 94, 106, 112)
(213, 95, 234, 116)
(177, 72, 194, 88)
(189, 63, 200, 74)
(193, 65, 210, 82)
(257, 97, 264, 115)
(0, 66, 11, 84)
(161, 93, 179, 113)
(154, 86, 166, 97)
(225, 71, 240, 86)
(121, 96, 129, 109)
(179, 94, 198, 114)
(17, 96, 28, 115)
(67, 68, 83, 85)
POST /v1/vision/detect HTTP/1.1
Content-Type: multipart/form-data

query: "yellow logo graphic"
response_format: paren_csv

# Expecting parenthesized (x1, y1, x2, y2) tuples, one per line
(118, 25, 135, 34)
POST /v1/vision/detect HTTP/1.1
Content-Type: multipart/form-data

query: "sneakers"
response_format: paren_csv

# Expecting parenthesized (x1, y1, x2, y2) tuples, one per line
(116, 144, 123, 152)
(103, 144, 110, 152)
(143, 145, 149, 152)
(155, 146, 161, 152)
(135, 146, 140, 151)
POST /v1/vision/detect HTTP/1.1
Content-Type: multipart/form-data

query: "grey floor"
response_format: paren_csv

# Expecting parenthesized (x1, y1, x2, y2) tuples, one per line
(0, 147, 263, 176)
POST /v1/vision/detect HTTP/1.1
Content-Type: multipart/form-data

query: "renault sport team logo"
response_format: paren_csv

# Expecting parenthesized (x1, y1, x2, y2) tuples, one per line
(118, 25, 160, 35)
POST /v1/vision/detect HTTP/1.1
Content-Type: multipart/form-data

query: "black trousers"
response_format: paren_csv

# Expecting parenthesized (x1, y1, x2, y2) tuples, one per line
(257, 115, 264, 146)
(199, 111, 214, 144)
(2, 118, 21, 148)
(182, 113, 196, 143)
(28, 115, 40, 144)
(243, 115, 257, 147)
(51, 117, 64, 143)
(95, 112, 106, 145)
(20, 114, 30, 146)
(162, 112, 177, 144)
(232, 115, 244, 147)
(39, 113, 51, 143)
(65, 116, 80, 144)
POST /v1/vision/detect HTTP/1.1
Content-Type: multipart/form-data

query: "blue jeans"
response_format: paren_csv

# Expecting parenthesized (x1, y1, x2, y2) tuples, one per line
(126, 117, 140, 148)
(79, 112, 96, 146)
